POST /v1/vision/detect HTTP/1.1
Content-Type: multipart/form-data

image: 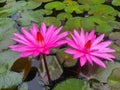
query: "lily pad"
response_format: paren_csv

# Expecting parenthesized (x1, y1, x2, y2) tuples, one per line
(56, 49, 77, 67)
(17, 10, 43, 26)
(0, 71, 23, 89)
(92, 62, 120, 82)
(35, 9, 52, 15)
(63, 0, 78, 6)
(53, 78, 92, 90)
(108, 21, 120, 29)
(88, 5, 116, 16)
(78, 0, 105, 5)
(65, 4, 83, 14)
(107, 68, 120, 89)
(43, 17, 61, 27)
(45, 1, 65, 10)
(63, 17, 82, 31)
(57, 13, 72, 20)
(81, 16, 113, 33)
(112, 0, 120, 6)
(0, 18, 17, 51)
(23, 0, 42, 10)
(33, 0, 53, 2)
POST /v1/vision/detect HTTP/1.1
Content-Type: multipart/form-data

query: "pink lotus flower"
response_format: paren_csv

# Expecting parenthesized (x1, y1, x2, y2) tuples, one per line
(65, 29, 115, 68)
(9, 23, 68, 57)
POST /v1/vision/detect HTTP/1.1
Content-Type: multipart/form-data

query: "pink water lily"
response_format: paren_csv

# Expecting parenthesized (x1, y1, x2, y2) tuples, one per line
(9, 23, 68, 57)
(65, 29, 115, 68)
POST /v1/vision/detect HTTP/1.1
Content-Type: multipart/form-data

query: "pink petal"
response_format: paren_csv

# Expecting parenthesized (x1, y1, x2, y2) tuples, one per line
(30, 24, 39, 38)
(66, 38, 80, 50)
(65, 49, 78, 54)
(91, 56, 106, 68)
(14, 33, 33, 46)
(92, 34, 104, 46)
(86, 54, 93, 65)
(73, 53, 84, 59)
(80, 28, 85, 46)
(20, 52, 33, 57)
(22, 27, 37, 44)
(80, 56, 87, 67)
(91, 52, 115, 61)
(40, 23, 47, 37)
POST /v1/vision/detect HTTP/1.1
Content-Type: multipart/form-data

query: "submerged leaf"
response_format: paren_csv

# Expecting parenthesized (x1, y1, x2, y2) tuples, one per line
(11, 58, 32, 80)
(53, 78, 91, 90)
(107, 68, 120, 89)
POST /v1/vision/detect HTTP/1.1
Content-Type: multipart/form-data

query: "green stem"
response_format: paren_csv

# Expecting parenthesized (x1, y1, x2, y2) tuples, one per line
(42, 54, 52, 84)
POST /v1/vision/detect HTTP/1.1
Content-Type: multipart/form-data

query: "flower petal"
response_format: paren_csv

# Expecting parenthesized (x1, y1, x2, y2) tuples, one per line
(80, 56, 87, 67)
(91, 56, 106, 68)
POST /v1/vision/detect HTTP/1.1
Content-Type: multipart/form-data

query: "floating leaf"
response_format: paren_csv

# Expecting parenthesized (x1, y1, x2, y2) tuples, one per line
(23, 0, 41, 9)
(0, 18, 17, 51)
(0, 71, 23, 89)
(56, 48, 77, 67)
(0, 1, 26, 17)
(45, 1, 65, 10)
(93, 62, 120, 82)
(57, 13, 72, 20)
(53, 78, 92, 90)
(40, 56, 63, 81)
(11, 58, 32, 80)
(0, 64, 8, 74)
(64, 17, 82, 31)
(43, 17, 61, 27)
(112, 0, 120, 6)
(109, 32, 120, 41)
(0, 50, 19, 72)
(18, 83, 28, 90)
(65, 4, 82, 14)
(78, 0, 105, 5)
(63, 0, 78, 6)
(79, 4, 90, 12)
(107, 68, 120, 89)
(81, 16, 113, 33)
(17, 10, 43, 26)
(108, 21, 120, 30)
(34, 9, 52, 15)
(33, 0, 53, 2)
(88, 5, 116, 16)
(0, 0, 6, 3)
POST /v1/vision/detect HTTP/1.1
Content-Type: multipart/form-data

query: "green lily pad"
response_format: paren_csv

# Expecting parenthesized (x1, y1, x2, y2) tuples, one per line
(78, 0, 105, 5)
(56, 48, 77, 67)
(45, 1, 65, 10)
(0, 0, 6, 3)
(43, 17, 61, 27)
(108, 21, 120, 29)
(81, 16, 113, 33)
(0, 64, 8, 74)
(57, 13, 72, 20)
(53, 78, 92, 90)
(63, 17, 82, 31)
(0, 1, 26, 17)
(79, 4, 90, 11)
(107, 68, 120, 89)
(92, 62, 120, 82)
(112, 0, 120, 6)
(0, 71, 23, 89)
(65, 4, 83, 14)
(33, 0, 53, 2)
(88, 5, 116, 16)
(35, 9, 52, 15)
(23, 0, 42, 9)
(63, 0, 78, 6)
(0, 18, 17, 51)
(18, 83, 28, 90)
(17, 10, 43, 26)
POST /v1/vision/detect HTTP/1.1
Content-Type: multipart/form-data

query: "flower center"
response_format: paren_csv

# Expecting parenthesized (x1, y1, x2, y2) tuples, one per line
(85, 40, 91, 49)
(36, 32, 44, 42)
